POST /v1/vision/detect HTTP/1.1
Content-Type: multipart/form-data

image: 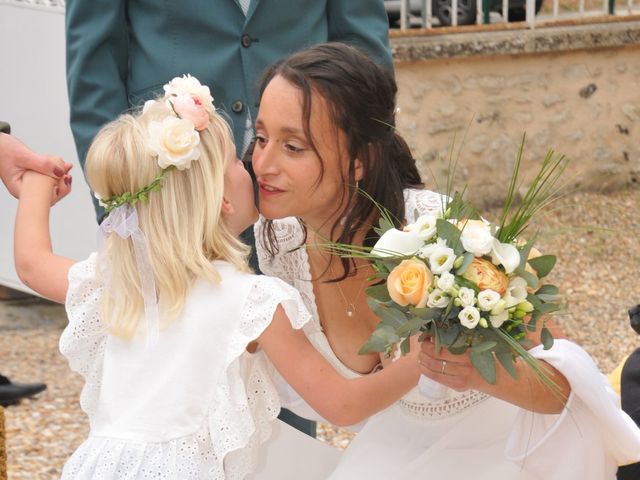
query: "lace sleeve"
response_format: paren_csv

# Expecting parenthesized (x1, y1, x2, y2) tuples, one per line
(210, 275, 313, 479)
(403, 188, 449, 223)
(254, 216, 305, 283)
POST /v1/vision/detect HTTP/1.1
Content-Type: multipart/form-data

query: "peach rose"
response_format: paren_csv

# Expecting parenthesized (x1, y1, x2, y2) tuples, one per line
(462, 258, 509, 295)
(387, 259, 433, 308)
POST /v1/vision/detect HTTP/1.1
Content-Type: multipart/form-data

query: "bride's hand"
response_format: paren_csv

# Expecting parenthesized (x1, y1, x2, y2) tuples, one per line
(418, 337, 480, 392)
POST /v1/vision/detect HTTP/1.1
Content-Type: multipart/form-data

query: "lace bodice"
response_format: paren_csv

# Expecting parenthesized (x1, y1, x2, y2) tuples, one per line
(59, 255, 311, 479)
(255, 188, 489, 420)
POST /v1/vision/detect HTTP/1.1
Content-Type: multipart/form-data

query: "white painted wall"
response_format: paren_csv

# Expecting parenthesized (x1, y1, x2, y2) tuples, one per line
(0, 3, 95, 293)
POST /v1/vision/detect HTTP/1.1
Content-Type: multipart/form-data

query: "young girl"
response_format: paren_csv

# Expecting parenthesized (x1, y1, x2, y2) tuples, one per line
(13, 75, 419, 479)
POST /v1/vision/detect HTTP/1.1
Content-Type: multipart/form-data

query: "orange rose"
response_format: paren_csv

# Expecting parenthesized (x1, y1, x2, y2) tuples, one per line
(387, 259, 433, 308)
(462, 258, 509, 295)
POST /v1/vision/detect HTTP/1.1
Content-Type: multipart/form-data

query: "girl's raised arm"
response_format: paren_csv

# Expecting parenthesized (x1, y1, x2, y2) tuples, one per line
(14, 171, 76, 303)
(258, 305, 420, 426)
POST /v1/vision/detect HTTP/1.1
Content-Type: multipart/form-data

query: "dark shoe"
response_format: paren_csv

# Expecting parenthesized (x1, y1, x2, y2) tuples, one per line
(0, 374, 47, 406)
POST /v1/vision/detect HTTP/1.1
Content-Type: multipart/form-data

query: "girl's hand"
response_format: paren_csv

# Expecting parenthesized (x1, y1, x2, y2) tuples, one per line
(418, 337, 480, 392)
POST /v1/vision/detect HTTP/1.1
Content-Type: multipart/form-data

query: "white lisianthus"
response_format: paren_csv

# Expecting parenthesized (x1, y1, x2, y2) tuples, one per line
(429, 246, 456, 274)
(405, 214, 438, 241)
(93, 192, 107, 208)
(163, 74, 214, 111)
(148, 116, 201, 170)
(459, 306, 481, 329)
(489, 310, 509, 328)
(427, 289, 450, 308)
(418, 237, 446, 260)
(504, 276, 529, 308)
(477, 289, 501, 311)
(371, 228, 423, 258)
(436, 271, 456, 293)
(457, 287, 476, 307)
(491, 239, 521, 274)
(460, 220, 494, 256)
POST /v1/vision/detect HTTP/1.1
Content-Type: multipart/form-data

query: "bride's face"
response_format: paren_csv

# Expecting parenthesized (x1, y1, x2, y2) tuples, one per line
(252, 75, 350, 227)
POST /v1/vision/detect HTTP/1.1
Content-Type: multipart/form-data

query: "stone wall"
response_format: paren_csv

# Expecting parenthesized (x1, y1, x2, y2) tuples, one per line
(392, 20, 640, 206)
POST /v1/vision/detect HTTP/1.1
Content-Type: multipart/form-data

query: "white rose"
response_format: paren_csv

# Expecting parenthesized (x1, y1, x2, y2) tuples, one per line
(457, 287, 476, 307)
(429, 246, 456, 274)
(504, 276, 529, 308)
(427, 288, 450, 308)
(477, 289, 501, 311)
(459, 306, 481, 329)
(148, 116, 201, 170)
(163, 74, 214, 111)
(406, 214, 438, 241)
(460, 220, 494, 256)
(491, 239, 521, 274)
(371, 228, 423, 258)
(489, 310, 509, 328)
(436, 271, 456, 292)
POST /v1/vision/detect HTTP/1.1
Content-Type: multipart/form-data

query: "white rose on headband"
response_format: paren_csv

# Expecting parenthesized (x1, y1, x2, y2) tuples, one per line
(169, 95, 210, 131)
(164, 74, 214, 111)
(148, 116, 201, 170)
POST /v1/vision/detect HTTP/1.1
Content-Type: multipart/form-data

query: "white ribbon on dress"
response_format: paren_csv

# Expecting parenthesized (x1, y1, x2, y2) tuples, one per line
(98, 204, 160, 348)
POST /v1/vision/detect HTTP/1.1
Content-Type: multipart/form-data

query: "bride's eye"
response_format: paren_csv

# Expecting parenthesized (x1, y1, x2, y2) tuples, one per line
(283, 142, 305, 154)
(254, 134, 267, 147)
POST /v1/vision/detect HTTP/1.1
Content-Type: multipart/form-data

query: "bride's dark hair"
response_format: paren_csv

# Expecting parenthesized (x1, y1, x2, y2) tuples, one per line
(257, 42, 423, 280)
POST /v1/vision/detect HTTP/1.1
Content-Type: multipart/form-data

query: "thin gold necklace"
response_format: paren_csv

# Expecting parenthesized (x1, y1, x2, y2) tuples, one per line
(329, 262, 369, 318)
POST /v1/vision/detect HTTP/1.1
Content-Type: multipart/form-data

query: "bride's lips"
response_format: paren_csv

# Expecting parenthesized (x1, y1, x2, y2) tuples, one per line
(258, 182, 284, 197)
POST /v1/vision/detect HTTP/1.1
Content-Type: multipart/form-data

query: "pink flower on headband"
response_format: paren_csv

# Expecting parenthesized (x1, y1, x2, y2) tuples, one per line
(163, 74, 214, 112)
(170, 95, 210, 131)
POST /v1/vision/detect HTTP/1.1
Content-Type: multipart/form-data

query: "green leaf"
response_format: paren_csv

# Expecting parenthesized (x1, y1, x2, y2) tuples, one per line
(454, 252, 475, 276)
(396, 316, 431, 337)
(365, 284, 391, 302)
(528, 255, 556, 278)
(471, 340, 498, 353)
(455, 275, 481, 293)
(400, 337, 411, 355)
(409, 307, 441, 321)
(541, 326, 554, 350)
(359, 324, 399, 354)
(536, 284, 559, 296)
(536, 302, 561, 315)
(436, 219, 463, 255)
(439, 323, 461, 347)
(514, 267, 539, 290)
(496, 350, 518, 379)
(377, 306, 409, 329)
(470, 350, 497, 384)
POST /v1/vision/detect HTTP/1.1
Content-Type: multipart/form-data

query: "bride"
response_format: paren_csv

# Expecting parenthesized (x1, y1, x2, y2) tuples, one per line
(251, 42, 640, 479)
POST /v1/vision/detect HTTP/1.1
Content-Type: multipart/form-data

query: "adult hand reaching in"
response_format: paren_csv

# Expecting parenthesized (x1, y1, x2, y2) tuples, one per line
(0, 132, 73, 203)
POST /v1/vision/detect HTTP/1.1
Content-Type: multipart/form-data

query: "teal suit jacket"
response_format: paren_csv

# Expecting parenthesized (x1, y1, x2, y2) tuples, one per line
(66, 0, 392, 177)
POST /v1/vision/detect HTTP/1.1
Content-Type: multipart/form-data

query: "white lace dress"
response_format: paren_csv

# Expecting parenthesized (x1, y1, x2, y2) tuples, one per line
(59, 255, 339, 479)
(255, 188, 640, 480)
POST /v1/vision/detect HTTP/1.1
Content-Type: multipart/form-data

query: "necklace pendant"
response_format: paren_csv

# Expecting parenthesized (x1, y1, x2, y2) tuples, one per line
(346, 304, 355, 317)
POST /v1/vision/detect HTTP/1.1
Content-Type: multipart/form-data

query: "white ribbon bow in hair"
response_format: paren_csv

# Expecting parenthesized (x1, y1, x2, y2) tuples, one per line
(99, 204, 160, 348)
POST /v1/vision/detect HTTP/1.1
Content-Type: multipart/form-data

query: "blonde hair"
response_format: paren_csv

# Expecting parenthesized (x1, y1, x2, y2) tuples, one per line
(85, 101, 250, 339)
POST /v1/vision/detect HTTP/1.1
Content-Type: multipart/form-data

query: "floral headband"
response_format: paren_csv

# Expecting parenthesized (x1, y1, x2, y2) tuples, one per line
(96, 74, 215, 214)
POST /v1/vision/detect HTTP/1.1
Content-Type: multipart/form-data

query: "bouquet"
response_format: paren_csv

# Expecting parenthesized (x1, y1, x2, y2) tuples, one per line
(335, 140, 568, 388)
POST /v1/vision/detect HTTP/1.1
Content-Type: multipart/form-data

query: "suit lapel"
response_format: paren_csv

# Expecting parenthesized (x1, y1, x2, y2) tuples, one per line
(244, 0, 260, 23)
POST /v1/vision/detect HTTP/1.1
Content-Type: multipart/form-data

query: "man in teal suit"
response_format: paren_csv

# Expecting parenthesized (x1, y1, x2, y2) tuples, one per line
(66, 0, 393, 438)
(66, 0, 393, 216)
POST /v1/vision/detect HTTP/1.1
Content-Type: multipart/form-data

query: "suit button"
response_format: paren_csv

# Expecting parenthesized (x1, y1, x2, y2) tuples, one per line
(231, 101, 244, 113)
(241, 34, 252, 48)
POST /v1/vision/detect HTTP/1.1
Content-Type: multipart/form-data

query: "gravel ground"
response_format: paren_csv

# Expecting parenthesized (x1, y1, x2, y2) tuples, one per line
(1, 188, 639, 478)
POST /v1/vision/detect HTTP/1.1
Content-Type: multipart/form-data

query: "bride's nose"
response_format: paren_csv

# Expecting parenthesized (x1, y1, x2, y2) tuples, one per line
(252, 140, 279, 176)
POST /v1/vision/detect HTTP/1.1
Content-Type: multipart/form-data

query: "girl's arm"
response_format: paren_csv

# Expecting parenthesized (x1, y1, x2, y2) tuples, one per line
(14, 171, 76, 303)
(258, 305, 420, 427)
(419, 317, 571, 414)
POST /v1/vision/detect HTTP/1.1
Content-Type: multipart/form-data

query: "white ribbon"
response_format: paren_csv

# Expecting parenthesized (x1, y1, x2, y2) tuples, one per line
(98, 204, 160, 348)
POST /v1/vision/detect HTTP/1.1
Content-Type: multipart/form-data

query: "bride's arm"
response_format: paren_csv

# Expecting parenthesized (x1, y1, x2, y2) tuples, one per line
(419, 317, 571, 414)
(258, 305, 420, 426)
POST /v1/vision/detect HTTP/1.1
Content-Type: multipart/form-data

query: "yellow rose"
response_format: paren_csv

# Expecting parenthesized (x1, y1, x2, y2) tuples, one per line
(387, 259, 433, 308)
(462, 258, 509, 295)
